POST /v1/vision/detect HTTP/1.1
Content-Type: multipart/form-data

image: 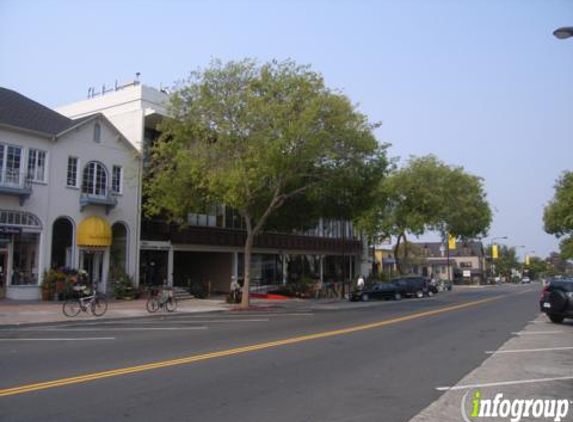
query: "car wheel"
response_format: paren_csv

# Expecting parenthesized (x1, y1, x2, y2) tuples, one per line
(415, 290, 423, 299)
(361, 293, 369, 302)
(394, 292, 402, 301)
(427, 290, 434, 297)
(549, 314, 564, 324)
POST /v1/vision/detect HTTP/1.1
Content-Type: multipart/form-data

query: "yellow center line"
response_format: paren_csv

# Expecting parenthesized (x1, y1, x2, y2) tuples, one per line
(0, 295, 505, 397)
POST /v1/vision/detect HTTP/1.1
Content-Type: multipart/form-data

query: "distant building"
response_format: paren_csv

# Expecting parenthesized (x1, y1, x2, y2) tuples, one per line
(0, 87, 141, 299)
(375, 240, 486, 284)
(57, 82, 368, 293)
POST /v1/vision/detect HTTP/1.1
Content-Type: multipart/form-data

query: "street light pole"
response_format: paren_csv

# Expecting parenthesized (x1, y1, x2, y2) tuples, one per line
(490, 236, 508, 285)
(553, 27, 573, 39)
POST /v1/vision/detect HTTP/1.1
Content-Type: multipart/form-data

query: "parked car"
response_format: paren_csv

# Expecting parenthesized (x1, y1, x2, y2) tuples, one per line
(392, 277, 435, 298)
(539, 278, 573, 324)
(349, 282, 402, 302)
(520, 276, 531, 284)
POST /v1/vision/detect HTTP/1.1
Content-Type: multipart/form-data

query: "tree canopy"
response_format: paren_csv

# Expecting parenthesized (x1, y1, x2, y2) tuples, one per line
(361, 155, 492, 273)
(544, 171, 573, 260)
(145, 59, 389, 307)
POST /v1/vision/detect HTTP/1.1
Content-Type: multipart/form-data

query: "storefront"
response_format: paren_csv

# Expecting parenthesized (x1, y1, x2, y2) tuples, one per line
(76, 216, 111, 292)
(1, 210, 43, 300)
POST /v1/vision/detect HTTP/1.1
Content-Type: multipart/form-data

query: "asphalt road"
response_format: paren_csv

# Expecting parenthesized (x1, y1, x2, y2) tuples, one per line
(0, 284, 541, 422)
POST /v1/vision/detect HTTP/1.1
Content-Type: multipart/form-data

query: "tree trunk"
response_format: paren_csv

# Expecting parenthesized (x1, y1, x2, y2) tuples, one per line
(240, 228, 255, 309)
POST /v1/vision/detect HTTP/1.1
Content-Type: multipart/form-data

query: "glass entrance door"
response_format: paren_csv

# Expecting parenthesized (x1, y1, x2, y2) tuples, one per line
(79, 250, 104, 289)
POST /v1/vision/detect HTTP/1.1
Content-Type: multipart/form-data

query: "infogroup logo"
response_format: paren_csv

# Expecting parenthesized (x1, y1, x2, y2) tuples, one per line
(461, 390, 571, 422)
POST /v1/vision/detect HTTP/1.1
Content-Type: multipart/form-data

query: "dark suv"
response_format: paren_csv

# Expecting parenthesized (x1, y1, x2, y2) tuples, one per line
(539, 278, 573, 324)
(392, 276, 435, 298)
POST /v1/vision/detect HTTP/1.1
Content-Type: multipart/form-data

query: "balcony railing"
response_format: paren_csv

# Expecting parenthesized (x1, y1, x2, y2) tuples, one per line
(0, 170, 33, 205)
(80, 189, 118, 214)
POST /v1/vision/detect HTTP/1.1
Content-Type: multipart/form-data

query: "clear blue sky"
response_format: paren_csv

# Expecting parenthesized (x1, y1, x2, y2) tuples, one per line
(1, 0, 572, 258)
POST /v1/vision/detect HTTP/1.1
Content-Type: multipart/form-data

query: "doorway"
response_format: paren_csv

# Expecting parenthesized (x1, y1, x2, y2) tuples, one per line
(79, 249, 104, 288)
(0, 251, 7, 296)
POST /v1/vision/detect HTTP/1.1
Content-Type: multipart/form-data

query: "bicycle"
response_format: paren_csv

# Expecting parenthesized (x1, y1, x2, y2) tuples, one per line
(146, 285, 178, 313)
(62, 285, 108, 317)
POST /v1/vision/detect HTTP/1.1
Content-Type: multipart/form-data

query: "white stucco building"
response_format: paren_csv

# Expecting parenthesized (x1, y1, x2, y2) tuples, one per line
(0, 87, 141, 299)
(57, 82, 370, 294)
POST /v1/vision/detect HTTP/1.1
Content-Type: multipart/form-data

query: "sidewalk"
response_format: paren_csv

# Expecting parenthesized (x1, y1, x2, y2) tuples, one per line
(0, 297, 230, 326)
(408, 314, 573, 422)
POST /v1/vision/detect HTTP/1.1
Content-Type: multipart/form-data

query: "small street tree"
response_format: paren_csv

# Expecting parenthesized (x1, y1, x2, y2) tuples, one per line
(362, 155, 492, 274)
(145, 59, 388, 308)
(544, 171, 573, 260)
(490, 244, 519, 281)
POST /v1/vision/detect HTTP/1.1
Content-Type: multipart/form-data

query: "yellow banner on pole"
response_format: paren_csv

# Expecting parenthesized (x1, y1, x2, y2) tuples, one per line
(492, 244, 499, 260)
(525, 254, 530, 266)
(448, 234, 456, 250)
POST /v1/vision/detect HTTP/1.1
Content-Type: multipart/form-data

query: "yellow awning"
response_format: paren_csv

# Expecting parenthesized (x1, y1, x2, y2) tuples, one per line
(77, 216, 112, 247)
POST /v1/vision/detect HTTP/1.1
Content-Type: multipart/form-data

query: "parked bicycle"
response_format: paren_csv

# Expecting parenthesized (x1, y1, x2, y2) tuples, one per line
(146, 285, 178, 313)
(62, 284, 108, 317)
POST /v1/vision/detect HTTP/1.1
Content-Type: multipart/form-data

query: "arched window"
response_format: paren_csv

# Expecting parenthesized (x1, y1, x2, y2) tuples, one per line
(82, 162, 107, 197)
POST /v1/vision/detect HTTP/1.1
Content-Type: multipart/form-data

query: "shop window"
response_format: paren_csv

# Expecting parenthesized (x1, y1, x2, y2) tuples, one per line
(11, 232, 39, 285)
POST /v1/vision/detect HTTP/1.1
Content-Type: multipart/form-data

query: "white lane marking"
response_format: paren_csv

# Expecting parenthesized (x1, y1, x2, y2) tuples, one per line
(225, 313, 314, 317)
(436, 375, 573, 391)
(0, 337, 116, 341)
(100, 319, 270, 324)
(14, 327, 208, 332)
(516, 289, 534, 295)
(486, 346, 573, 354)
(511, 331, 563, 335)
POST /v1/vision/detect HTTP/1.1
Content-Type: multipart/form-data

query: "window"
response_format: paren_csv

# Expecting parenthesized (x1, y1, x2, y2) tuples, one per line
(67, 157, 78, 187)
(93, 122, 101, 143)
(111, 165, 122, 194)
(0, 143, 23, 186)
(82, 162, 107, 197)
(27, 149, 47, 182)
(460, 261, 473, 268)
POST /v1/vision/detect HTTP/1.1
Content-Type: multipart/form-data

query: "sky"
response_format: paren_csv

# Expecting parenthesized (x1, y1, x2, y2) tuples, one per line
(1, 0, 572, 259)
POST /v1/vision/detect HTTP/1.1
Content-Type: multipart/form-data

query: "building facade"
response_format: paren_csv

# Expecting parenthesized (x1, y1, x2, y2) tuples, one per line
(375, 241, 486, 284)
(0, 88, 141, 299)
(57, 82, 369, 293)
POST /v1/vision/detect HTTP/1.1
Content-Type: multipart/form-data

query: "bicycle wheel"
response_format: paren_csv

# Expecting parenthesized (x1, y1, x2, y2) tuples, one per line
(166, 297, 178, 312)
(91, 296, 108, 316)
(146, 297, 160, 313)
(63, 299, 81, 317)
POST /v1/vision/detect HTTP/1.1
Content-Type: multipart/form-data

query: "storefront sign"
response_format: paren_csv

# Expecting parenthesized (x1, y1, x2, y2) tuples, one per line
(0, 226, 21, 234)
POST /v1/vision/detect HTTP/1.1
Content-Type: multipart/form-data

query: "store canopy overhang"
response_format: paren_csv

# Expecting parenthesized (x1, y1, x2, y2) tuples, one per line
(77, 216, 112, 247)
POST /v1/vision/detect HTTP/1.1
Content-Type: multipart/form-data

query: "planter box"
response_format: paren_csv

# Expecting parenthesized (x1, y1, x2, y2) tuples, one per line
(7, 285, 41, 300)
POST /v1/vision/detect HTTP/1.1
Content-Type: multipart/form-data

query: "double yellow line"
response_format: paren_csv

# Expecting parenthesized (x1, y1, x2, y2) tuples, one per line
(0, 296, 502, 398)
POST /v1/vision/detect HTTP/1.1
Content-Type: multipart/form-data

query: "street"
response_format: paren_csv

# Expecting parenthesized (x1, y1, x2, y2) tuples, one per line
(0, 285, 550, 422)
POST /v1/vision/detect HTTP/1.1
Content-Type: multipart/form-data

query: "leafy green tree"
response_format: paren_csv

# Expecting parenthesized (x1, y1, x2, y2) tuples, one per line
(524, 256, 547, 281)
(145, 59, 388, 307)
(544, 171, 573, 260)
(362, 155, 491, 274)
(491, 244, 519, 280)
